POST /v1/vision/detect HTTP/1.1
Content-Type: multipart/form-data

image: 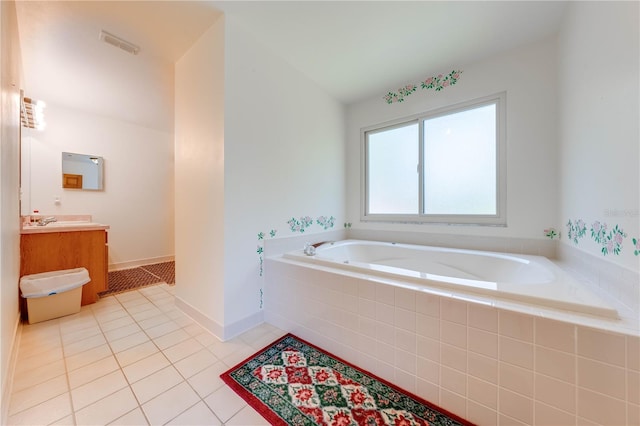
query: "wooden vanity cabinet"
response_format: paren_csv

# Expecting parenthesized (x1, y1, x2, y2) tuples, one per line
(20, 229, 108, 307)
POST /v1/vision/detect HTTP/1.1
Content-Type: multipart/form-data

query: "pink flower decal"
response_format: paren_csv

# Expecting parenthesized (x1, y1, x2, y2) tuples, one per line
(385, 70, 462, 103)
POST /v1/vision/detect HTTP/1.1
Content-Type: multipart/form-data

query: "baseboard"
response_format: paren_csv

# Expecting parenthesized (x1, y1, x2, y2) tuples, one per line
(174, 295, 224, 341)
(174, 296, 264, 342)
(223, 310, 264, 341)
(108, 255, 175, 272)
(1, 313, 22, 425)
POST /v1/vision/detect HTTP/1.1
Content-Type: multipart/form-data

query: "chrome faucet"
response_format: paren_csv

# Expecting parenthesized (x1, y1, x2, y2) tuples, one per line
(37, 216, 57, 226)
(303, 243, 316, 256)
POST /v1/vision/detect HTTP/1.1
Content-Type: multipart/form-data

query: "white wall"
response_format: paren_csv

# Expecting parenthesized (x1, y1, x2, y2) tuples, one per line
(174, 17, 226, 331)
(21, 103, 175, 269)
(0, 0, 22, 420)
(174, 16, 346, 340)
(346, 38, 559, 243)
(558, 1, 639, 273)
(222, 17, 345, 335)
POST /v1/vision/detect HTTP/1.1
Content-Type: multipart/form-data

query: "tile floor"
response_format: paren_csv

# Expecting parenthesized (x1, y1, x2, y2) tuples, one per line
(7, 283, 285, 425)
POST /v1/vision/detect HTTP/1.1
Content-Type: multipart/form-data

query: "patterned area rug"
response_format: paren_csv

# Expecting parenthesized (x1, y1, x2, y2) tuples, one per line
(141, 261, 175, 285)
(221, 334, 474, 426)
(100, 261, 175, 296)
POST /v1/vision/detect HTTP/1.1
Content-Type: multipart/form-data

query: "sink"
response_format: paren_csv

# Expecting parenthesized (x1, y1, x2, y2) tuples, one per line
(37, 221, 101, 228)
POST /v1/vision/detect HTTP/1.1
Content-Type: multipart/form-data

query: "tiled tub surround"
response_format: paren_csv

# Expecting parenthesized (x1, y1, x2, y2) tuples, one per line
(264, 257, 640, 426)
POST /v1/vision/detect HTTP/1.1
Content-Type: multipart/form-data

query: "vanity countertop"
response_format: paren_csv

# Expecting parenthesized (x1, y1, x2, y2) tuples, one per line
(21, 215, 110, 234)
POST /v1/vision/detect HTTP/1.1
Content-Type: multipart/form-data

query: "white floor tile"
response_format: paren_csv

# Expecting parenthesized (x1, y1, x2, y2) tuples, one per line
(152, 328, 190, 350)
(108, 330, 150, 353)
(141, 381, 200, 425)
(130, 365, 184, 404)
(63, 333, 107, 357)
(186, 361, 228, 398)
(227, 405, 271, 426)
(203, 385, 248, 423)
(103, 322, 142, 342)
(68, 355, 120, 389)
(7, 392, 72, 426)
(64, 343, 113, 372)
(11, 359, 66, 393)
(75, 386, 139, 425)
(71, 369, 129, 410)
(8, 374, 69, 416)
(173, 348, 218, 379)
(108, 407, 149, 425)
(165, 401, 221, 425)
(122, 351, 170, 384)
(161, 337, 203, 364)
(14, 346, 64, 375)
(114, 340, 159, 368)
(144, 319, 180, 339)
(98, 315, 136, 333)
(8, 284, 284, 426)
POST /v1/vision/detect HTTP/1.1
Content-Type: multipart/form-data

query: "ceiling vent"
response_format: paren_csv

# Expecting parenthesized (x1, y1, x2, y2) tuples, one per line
(99, 30, 139, 55)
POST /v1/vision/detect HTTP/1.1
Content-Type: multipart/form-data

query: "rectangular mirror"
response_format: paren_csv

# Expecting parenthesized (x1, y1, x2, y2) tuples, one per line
(62, 152, 104, 190)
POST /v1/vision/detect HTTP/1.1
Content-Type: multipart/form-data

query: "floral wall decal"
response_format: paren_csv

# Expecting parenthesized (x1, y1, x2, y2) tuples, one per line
(565, 218, 635, 257)
(384, 70, 462, 104)
(287, 216, 313, 233)
(566, 219, 587, 245)
(590, 221, 627, 256)
(316, 215, 335, 230)
(544, 228, 559, 239)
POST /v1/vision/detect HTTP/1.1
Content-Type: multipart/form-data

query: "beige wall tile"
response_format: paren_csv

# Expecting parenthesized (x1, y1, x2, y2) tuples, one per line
(628, 402, 640, 426)
(535, 317, 576, 353)
(441, 343, 467, 373)
(416, 313, 439, 339)
(441, 366, 467, 396)
(441, 320, 467, 349)
(467, 400, 497, 426)
(468, 304, 498, 332)
(500, 363, 533, 398)
(375, 283, 395, 305)
(417, 336, 439, 362)
(440, 299, 467, 325)
(469, 327, 498, 358)
(577, 326, 625, 367)
(534, 402, 576, 426)
(416, 378, 439, 404)
(499, 310, 533, 342)
(499, 388, 533, 425)
(439, 388, 467, 420)
(628, 335, 640, 371)
(468, 376, 497, 409)
(394, 287, 415, 311)
(577, 357, 626, 400)
(535, 345, 575, 383)
(628, 370, 640, 406)
(577, 387, 626, 426)
(500, 336, 533, 369)
(415, 293, 440, 317)
(468, 352, 498, 384)
(535, 374, 576, 414)
(417, 356, 440, 384)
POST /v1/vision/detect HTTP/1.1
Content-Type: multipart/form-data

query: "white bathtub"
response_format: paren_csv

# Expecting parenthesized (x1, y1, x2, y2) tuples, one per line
(283, 239, 619, 319)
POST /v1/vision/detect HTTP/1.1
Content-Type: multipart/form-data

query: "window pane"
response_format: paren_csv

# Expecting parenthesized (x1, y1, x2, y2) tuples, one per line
(367, 123, 419, 214)
(423, 104, 496, 215)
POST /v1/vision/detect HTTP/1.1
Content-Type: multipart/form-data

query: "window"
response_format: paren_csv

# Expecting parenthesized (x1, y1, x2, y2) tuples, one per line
(363, 93, 506, 225)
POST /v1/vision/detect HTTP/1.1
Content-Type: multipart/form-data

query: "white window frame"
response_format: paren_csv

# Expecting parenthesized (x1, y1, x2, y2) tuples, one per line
(361, 92, 507, 226)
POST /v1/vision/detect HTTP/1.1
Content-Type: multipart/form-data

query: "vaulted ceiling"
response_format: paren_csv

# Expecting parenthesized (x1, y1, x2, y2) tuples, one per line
(15, 0, 568, 128)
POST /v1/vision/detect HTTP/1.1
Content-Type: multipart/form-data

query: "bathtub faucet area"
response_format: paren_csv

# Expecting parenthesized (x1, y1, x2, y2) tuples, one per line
(303, 241, 335, 256)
